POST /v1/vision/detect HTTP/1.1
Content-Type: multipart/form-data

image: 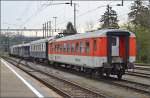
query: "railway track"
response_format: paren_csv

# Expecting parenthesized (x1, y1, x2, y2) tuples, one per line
(135, 66, 150, 71)
(3, 56, 150, 96)
(126, 71, 150, 78)
(109, 79, 150, 94)
(135, 63, 150, 66)
(2, 57, 108, 98)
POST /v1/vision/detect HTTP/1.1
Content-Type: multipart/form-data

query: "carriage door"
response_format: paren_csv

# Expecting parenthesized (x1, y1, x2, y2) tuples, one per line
(111, 36, 119, 56)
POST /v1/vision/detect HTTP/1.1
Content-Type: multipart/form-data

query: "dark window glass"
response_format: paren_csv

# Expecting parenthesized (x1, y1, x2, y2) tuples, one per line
(67, 43, 70, 53)
(80, 42, 83, 53)
(94, 40, 97, 51)
(112, 37, 116, 46)
(71, 43, 75, 52)
(64, 43, 67, 52)
(76, 42, 79, 52)
(85, 41, 90, 54)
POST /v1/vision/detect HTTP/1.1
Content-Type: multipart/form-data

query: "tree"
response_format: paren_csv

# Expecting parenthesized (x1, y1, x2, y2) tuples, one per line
(99, 5, 119, 29)
(62, 22, 77, 36)
(128, 0, 150, 28)
(127, 0, 150, 63)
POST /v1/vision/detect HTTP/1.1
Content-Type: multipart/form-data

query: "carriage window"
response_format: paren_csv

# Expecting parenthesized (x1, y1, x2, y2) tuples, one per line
(80, 42, 83, 53)
(33, 46, 35, 51)
(67, 43, 70, 53)
(56, 44, 58, 52)
(35, 45, 37, 51)
(71, 43, 75, 52)
(42, 44, 44, 51)
(57, 44, 60, 52)
(55, 44, 57, 52)
(56, 44, 57, 52)
(40, 45, 41, 51)
(59, 44, 62, 52)
(63, 43, 67, 52)
(85, 41, 90, 54)
(94, 40, 97, 51)
(112, 37, 117, 46)
(76, 42, 79, 52)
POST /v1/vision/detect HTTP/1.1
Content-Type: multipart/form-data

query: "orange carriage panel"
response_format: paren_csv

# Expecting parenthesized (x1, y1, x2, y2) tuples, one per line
(99, 37, 107, 56)
(129, 37, 136, 56)
(119, 37, 126, 58)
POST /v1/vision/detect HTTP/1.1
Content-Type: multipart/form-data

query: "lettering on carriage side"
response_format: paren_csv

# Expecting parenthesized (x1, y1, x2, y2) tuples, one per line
(75, 58, 80, 62)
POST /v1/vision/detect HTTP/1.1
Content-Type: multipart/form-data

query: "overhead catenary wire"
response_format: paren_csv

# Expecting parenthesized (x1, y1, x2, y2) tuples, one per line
(16, 2, 31, 21)
(19, 2, 51, 29)
(56, 1, 115, 27)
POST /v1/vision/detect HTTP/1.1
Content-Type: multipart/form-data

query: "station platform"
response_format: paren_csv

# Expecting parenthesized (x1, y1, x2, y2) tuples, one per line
(0, 58, 62, 98)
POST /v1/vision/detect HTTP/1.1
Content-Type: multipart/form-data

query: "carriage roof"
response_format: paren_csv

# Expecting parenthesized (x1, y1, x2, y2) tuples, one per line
(54, 29, 135, 42)
(30, 36, 55, 45)
(10, 43, 30, 48)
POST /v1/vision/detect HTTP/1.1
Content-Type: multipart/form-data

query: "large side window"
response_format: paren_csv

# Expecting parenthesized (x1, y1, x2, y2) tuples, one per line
(112, 36, 117, 46)
(85, 41, 90, 54)
(80, 41, 83, 53)
(55, 44, 56, 52)
(94, 39, 97, 51)
(63, 43, 67, 52)
(67, 43, 70, 53)
(75, 42, 79, 53)
(71, 43, 75, 53)
(59, 44, 62, 52)
(57, 44, 60, 52)
(41, 44, 43, 51)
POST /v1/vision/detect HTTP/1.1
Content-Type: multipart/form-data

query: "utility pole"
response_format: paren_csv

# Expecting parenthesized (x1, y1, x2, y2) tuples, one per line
(43, 24, 44, 38)
(46, 22, 49, 37)
(74, 3, 77, 29)
(70, 0, 72, 6)
(53, 17, 57, 32)
(45, 23, 47, 38)
(49, 21, 51, 36)
(121, 0, 124, 6)
(36, 32, 37, 37)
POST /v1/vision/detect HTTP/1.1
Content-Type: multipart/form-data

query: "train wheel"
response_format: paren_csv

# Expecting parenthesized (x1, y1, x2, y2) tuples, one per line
(117, 73, 122, 80)
(106, 72, 110, 78)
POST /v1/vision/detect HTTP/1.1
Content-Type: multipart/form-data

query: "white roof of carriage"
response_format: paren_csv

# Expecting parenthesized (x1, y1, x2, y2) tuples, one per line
(55, 29, 135, 42)
(30, 36, 55, 45)
(11, 43, 30, 48)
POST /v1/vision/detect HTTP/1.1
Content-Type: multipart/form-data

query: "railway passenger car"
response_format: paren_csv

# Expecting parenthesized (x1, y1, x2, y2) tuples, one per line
(30, 37, 54, 62)
(10, 43, 30, 58)
(10, 45, 20, 57)
(48, 29, 136, 79)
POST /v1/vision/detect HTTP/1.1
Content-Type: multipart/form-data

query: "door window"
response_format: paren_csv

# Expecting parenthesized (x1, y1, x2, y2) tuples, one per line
(112, 36, 117, 46)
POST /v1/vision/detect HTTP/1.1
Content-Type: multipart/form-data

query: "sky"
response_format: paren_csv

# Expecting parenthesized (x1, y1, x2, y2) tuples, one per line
(1, 1, 149, 36)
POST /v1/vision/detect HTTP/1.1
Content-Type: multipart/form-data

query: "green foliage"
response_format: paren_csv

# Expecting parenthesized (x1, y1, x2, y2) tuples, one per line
(99, 5, 119, 29)
(128, 0, 150, 28)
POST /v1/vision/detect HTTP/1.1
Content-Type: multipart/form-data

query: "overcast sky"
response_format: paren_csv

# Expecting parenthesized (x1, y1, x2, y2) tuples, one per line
(1, 1, 149, 36)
